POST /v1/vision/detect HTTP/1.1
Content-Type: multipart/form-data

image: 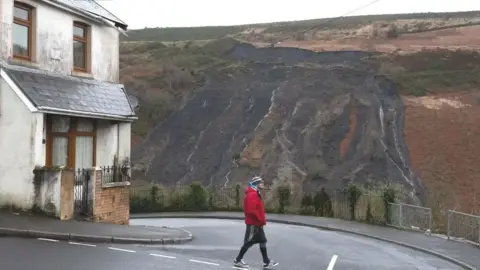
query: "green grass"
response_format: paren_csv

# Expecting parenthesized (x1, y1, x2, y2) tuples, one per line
(372, 49, 480, 96)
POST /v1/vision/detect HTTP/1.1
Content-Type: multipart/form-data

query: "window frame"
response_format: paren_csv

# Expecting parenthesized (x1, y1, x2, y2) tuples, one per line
(45, 115, 97, 169)
(12, 2, 33, 60)
(73, 22, 89, 72)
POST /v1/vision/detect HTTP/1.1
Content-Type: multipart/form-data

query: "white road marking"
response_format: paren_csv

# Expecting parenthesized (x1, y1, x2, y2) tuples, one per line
(189, 259, 220, 266)
(327, 254, 338, 270)
(150, 253, 176, 259)
(37, 238, 59, 242)
(68, 242, 96, 247)
(107, 247, 136, 253)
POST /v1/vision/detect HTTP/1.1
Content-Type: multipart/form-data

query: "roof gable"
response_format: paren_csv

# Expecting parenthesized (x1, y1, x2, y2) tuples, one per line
(52, 0, 127, 29)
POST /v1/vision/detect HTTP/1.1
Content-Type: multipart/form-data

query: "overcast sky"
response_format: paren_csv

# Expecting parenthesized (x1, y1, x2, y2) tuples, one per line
(99, 0, 480, 30)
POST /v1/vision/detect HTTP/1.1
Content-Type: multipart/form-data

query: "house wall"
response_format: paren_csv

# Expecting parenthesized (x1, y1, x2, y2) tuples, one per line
(0, 0, 119, 83)
(0, 77, 43, 209)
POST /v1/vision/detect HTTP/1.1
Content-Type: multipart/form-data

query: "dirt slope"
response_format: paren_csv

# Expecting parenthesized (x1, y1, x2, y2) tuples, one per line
(131, 44, 425, 203)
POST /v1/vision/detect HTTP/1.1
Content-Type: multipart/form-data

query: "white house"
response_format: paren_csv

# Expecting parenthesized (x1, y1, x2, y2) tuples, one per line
(0, 0, 136, 211)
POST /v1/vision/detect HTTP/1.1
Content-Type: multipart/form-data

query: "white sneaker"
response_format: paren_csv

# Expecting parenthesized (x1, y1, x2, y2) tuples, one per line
(263, 260, 279, 269)
(233, 259, 249, 268)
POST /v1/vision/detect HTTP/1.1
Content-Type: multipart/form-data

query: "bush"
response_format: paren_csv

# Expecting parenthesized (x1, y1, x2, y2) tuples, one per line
(184, 182, 209, 211)
(346, 184, 363, 220)
(313, 188, 333, 217)
(300, 193, 313, 215)
(276, 185, 291, 214)
(381, 185, 398, 224)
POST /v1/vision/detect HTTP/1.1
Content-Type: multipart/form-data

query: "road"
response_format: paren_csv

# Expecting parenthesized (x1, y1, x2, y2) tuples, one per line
(0, 218, 464, 270)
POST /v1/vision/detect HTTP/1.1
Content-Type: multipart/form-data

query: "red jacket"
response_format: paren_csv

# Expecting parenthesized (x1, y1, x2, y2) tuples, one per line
(243, 186, 266, 226)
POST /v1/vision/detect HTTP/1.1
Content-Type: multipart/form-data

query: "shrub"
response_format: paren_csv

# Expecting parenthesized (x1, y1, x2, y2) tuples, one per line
(276, 185, 291, 214)
(300, 193, 313, 215)
(313, 188, 333, 217)
(381, 185, 398, 224)
(346, 184, 363, 220)
(185, 182, 209, 211)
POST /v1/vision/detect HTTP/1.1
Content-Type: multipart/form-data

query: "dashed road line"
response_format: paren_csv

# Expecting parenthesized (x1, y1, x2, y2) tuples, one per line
(68, 242, 96, 247)
(189, 259, 220, 266)
(37, 238, 59, 242)
(150, 253, 176, 259)
(34, 238, 247, 268)
(107, 247, 136, 253)
(327, 254, 338, 270)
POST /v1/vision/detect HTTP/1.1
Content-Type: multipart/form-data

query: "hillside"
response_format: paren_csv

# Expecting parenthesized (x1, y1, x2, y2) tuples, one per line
(121, 11, 480, 214)
(122, 10, 480, 43)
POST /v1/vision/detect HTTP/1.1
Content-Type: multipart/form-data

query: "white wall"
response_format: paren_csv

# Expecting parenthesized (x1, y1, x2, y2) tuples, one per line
(0, 77, 41, 209)
(96, 120, 131, 167)
(35, 170, 61, 217)
(0, 0, 119, 83)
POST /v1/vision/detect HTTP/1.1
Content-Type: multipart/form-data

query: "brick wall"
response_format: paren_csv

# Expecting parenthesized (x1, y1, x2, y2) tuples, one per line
(92, 170, 130, 225)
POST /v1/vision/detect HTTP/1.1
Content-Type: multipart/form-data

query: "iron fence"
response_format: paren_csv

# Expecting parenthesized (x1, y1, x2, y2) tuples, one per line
(101, 165, 130, 184)
(387, 202, 432, 233)
(74, 169, 91, 215)
(447, 210, 480, 246)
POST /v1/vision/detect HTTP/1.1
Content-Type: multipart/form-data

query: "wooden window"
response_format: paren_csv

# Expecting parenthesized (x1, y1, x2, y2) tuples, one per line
(73, 22, 88, 71)
(46, 115, 96, 169)
(13, 2, 33, 60)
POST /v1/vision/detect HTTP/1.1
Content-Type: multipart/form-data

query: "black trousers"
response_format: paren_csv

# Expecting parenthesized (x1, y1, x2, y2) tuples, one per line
(236, 224, 270, 263)
(243, 224, 267, 246)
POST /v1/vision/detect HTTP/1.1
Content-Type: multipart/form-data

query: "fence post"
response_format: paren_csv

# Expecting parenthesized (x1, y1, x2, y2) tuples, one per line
(399, 203, 403, 228)
(427, 208, 432, 235)
(478, 218, 480, 248)
(447, 210, 451, 240)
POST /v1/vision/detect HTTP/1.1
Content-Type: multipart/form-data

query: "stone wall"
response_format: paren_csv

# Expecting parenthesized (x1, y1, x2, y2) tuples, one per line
(92, 169, 130, 225)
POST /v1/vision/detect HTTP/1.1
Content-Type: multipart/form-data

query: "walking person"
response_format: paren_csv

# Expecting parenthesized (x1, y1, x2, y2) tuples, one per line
(233, 177, 279, 269)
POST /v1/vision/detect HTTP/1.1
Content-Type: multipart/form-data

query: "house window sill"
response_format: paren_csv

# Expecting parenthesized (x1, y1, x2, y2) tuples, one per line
(8, 57, 39, 69)
(71, 70, 93, 79)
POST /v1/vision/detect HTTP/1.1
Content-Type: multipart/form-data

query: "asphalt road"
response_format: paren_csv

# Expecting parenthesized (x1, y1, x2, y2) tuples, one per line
(0, 218, 464, 270)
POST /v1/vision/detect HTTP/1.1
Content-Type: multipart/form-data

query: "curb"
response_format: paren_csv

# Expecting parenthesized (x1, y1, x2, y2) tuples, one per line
(131, 213, 475, 270)
(0, 226, 193, 245)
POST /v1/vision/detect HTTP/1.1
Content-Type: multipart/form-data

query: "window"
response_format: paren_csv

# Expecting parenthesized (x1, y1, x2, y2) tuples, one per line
(12, 2, 33, 60)
(73, 22, 88, 71)
(46, 115, 96, 169)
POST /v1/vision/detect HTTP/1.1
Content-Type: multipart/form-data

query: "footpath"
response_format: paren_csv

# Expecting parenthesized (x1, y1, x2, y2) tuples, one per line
(0, 211, 192, 244)
(131, 211, 479, 270)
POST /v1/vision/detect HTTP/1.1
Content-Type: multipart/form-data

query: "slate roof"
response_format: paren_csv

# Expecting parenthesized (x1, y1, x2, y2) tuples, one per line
(53, 0, 127, 29)
(2, 64, 135, 119)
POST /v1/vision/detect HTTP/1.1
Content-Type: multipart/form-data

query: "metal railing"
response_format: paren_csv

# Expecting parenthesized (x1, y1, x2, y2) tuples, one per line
(447, 210, 480, 246)
(101, 165, 130, 184)
(387, 203, 432, 233)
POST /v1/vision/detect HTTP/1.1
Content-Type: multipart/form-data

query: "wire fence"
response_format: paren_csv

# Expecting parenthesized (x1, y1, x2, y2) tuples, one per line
(130, 184, 388, 223)
(130, 184, 480, 246)
(447, 210, 480, 246)
(387, 202, 432, 233)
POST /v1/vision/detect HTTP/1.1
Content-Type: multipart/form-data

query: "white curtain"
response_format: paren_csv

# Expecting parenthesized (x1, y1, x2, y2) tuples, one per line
(52, 137, 68, 166)
(75, 136, 94, 170)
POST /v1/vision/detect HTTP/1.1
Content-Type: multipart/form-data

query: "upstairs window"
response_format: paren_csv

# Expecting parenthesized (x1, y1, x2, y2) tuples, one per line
(13, 2, 33, 60)
(73, 22, 88, 71)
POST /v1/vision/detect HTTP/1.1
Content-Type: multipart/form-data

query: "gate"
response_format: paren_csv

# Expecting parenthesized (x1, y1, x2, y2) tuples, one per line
(74, 169, 91, 216)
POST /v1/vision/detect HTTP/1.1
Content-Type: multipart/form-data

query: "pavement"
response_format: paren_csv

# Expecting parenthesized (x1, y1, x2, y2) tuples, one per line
(0, 218, 467, 270)
(0, 211, 192, 244)
(131, 212, 480, 270)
